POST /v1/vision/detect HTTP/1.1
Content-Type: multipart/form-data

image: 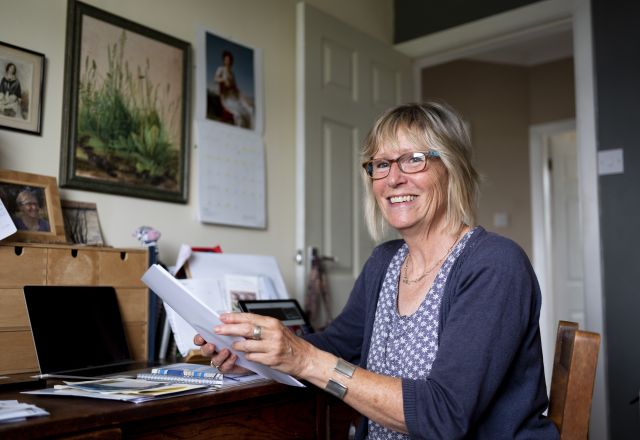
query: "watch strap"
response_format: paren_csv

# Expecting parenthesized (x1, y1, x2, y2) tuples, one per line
(325, 358, 356, 400)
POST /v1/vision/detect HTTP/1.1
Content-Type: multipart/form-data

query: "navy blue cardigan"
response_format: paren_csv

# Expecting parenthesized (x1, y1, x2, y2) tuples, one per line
(306, 227, 559, 439)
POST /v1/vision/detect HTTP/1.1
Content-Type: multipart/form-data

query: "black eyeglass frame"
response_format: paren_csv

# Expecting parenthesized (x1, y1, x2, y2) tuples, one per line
(361, 150, 440, 180)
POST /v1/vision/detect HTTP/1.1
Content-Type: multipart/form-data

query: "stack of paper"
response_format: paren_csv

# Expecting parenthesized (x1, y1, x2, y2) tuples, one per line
(0, 400, 49, 423)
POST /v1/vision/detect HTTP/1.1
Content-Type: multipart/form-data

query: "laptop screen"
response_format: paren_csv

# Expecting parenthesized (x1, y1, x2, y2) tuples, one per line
(23, 286, 133, 375)
(238, 299, 314, 336)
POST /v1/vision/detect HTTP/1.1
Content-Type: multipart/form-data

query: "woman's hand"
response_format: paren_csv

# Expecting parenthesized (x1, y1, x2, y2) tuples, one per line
(193, 334, 249, 374)
(214, 312, 315, 378)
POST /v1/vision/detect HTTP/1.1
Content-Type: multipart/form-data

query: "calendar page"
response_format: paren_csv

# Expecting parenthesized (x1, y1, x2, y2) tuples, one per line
(196, 121, 266, 228)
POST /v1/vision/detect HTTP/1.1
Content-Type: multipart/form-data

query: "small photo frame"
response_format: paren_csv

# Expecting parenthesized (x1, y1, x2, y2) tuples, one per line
(0, 41, 45, 135)
(0, 170, 65, 243)
(61, 200, 104, 245)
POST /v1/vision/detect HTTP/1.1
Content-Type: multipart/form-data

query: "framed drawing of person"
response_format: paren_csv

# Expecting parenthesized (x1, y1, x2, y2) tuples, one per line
(0, 170, 66, 243)
(0, 41, 45, 135)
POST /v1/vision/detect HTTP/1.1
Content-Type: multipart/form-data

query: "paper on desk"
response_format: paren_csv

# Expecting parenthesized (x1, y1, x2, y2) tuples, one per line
(0, 199, 17, 241)
(142, 265, 304, 387)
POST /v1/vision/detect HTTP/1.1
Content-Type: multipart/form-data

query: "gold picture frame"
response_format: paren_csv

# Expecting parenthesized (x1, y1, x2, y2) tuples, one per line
(0, 169, 66, 243)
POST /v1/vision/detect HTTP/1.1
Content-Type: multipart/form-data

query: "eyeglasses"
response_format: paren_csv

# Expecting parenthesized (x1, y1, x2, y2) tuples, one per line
(362, 150, 440, 180)
(18, 201, 38, 207)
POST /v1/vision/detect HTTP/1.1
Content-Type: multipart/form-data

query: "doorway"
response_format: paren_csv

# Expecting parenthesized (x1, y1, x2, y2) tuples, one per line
(395, 1, 607, 437)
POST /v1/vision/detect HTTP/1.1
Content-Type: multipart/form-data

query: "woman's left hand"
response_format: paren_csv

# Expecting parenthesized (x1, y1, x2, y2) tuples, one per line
(214, 312, 314, 378)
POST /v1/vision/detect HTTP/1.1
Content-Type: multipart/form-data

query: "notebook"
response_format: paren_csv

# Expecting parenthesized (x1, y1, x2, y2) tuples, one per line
(23, 285, 149, 379)
(238, 299, 314, 336)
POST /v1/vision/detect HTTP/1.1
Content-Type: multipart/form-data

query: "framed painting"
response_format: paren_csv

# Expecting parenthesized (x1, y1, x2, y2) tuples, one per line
(0, 41, 45, 135)
(60, 1, 191, 203)
(0, 169, 66, 244)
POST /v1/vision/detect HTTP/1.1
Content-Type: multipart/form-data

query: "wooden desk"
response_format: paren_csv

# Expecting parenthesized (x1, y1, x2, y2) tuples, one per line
(0, 380, 360, 439)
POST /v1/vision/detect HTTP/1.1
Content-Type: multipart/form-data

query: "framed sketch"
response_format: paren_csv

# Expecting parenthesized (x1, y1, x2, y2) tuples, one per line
(197, 27, 263, 134)
(0, 170, 66, 243)
(0, 41, 45, 135)
(61, 200, 104, 245)
(59, 1, 191, 203)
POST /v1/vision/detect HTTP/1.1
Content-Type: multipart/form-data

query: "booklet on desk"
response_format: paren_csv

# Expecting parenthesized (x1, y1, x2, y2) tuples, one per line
(141, 265, 304, 387)
(136, 362, 223, 387)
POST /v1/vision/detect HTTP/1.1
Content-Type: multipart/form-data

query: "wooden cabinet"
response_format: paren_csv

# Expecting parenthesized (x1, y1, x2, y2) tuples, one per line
(0, 242, 149, 375)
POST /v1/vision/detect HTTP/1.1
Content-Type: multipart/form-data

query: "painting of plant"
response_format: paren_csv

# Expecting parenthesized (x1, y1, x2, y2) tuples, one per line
(60, 1, 190, 203)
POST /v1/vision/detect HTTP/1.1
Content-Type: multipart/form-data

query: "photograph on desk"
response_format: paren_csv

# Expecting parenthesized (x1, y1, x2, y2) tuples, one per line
(0, 169, 66, 243)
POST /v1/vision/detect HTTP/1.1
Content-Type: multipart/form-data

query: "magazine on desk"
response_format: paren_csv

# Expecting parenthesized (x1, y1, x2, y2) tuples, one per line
(22, 377, 216, 404)
(141, 264, 304, 387)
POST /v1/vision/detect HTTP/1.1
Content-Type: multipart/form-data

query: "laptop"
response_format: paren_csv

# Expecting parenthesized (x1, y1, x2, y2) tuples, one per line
(23, 285, 150, 379)
(238, 299, 314, 336)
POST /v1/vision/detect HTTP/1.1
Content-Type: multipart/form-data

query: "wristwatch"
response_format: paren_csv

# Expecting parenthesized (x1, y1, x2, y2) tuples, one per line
(325, 358, 356, 400)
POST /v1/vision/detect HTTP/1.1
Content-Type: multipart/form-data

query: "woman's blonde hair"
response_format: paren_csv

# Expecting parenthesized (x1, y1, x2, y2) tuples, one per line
(361, 101, 480, 241)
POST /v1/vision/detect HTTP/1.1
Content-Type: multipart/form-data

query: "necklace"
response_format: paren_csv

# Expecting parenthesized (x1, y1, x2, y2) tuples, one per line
(402, 232, 462, 285)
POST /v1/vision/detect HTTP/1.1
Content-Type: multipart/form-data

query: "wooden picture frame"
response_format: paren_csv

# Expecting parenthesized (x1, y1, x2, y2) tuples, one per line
(0, 41, 45, 135)
(61, 200, 104, 245)
(0, 170, 66, 243)
(59, 0, 191, 203)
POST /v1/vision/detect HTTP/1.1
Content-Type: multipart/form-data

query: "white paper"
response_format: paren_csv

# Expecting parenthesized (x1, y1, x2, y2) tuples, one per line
(186, 252, 288, 299)
(196, 122, 266, 228)
(165, 278, 229, 356)
(0, 198, 17, 241)
(142, 265, 304, 387)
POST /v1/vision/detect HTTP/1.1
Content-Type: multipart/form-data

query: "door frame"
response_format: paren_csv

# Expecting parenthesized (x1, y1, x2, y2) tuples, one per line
(529, 118, 576, 393)
(394, 0, 607, 437)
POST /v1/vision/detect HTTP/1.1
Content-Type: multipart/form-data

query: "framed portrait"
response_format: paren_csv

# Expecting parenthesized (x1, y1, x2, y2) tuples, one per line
(59, 1, 191, 203)
(0, 169, 66, 244)
(196, 27, 263, 134)
(61, 200, 104, 245)
(0, 41, 45, 135)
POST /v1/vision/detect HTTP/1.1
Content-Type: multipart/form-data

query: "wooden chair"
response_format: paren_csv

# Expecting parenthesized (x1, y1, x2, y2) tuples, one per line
(548, 321, 601, 439)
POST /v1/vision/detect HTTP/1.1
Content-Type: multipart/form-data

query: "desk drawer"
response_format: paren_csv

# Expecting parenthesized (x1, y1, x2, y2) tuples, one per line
(99, 250, 147, 287)
(0, 246, 46, 288)
(124, 322, 147, 361)
(47, 248, 99, 285)
(0, 330, 37, 374)
(0, 289, 29, 329)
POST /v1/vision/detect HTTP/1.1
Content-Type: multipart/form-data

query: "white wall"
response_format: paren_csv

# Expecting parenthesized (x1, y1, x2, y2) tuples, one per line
(0, 0, 392, 297)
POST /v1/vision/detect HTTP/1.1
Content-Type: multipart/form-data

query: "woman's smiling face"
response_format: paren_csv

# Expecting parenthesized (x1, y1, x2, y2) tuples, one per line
(371, 129, 448, 236)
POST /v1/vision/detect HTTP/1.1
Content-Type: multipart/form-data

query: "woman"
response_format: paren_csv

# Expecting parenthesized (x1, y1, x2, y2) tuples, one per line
(196, 102, 558, 439)
(213, 50, 252, 128)
(0, 63, 22, 118)
(13, 189, 49, 232)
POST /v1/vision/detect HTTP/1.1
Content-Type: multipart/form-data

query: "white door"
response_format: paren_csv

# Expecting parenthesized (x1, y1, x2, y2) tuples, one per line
(549, 129, 585, 327)
(295, 3, 413, 318)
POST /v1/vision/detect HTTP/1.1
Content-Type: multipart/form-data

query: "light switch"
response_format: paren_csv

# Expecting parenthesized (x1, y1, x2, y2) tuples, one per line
(493, 212, 509, 228)
(598, 149, 624, 175)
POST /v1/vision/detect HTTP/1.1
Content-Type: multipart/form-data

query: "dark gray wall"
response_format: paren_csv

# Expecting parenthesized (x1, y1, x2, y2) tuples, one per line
(592, 0, 640, 438)
(394, 0, 542, 43)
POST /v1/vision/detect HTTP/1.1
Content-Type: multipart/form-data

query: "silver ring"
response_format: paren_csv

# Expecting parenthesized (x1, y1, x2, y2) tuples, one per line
(210, 359, 220, 369)
(252, 325, 262, 340)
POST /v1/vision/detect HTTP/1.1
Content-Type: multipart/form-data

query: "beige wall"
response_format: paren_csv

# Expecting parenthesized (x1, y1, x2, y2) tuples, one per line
(0, 0, 392, 298)
(422, 58, 575, 256)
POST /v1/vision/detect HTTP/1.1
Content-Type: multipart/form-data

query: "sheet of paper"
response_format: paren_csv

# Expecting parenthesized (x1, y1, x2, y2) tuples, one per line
(142, 265, 304, 387)
(165, 278, 229, 356)
(0, 198, 17, 241)
(186, 252, 288, 299)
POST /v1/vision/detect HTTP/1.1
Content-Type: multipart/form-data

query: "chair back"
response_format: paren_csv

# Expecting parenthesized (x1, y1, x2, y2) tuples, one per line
(548, 320, 601, 440)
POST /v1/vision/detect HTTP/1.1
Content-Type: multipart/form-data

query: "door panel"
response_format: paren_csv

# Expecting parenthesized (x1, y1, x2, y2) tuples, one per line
(296, 3, 413, 316)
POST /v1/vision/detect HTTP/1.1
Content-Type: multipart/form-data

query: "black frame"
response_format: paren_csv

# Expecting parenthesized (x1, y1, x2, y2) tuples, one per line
(59, 0, 191, 203)
(0, 41, 45, 135)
